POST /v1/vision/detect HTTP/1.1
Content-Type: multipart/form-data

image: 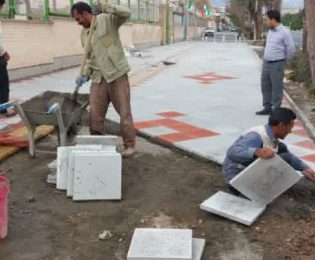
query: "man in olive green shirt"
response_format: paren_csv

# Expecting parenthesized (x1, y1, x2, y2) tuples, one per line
(71, 2, 136, 157)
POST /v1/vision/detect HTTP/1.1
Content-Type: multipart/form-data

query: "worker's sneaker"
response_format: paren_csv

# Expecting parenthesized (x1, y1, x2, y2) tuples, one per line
(122, 147, 136, 158)
(255, 108, 272, 116)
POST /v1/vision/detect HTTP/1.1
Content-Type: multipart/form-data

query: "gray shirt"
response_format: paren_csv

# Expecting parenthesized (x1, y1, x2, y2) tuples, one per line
(263, 24, 296, 61)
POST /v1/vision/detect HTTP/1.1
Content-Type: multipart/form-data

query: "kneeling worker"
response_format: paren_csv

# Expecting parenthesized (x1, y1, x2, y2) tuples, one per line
(223, 107, 315, 196)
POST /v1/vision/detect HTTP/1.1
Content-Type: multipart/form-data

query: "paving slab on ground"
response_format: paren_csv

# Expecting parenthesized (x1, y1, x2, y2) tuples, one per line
(7, 41, 315, 168)
(200, 191, 266, 226)
(230, 155, 304, 205)
(127, 228, 193, 260)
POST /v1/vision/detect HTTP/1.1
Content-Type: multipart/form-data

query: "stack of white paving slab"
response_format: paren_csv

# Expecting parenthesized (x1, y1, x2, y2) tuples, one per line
(127, 228, 205, 260)
(56, 135, 122, 201)
(201, 155, 304, 226)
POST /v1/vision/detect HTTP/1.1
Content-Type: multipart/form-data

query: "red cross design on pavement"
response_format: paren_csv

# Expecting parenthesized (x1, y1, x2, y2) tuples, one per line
(134, 111, 219, 144)
(183, 72, 235, 85)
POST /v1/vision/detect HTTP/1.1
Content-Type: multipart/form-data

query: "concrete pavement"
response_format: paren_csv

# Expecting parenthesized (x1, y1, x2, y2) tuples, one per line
(4, 41, 315, 170)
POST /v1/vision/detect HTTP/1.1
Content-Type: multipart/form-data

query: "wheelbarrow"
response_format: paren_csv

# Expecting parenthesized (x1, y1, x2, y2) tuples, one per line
(0, 91, 89, 157)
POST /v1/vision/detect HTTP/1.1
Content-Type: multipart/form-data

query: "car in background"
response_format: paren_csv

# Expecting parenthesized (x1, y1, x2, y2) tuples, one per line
(203, 27, 216, 38)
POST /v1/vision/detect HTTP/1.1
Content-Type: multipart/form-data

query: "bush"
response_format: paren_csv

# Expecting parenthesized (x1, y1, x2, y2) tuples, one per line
(287, 50, 312, 87)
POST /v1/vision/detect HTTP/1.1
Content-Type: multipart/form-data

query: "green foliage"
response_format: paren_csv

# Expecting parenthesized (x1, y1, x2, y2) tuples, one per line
(287, 49, 312, 87)
(282, 11, 304, 31)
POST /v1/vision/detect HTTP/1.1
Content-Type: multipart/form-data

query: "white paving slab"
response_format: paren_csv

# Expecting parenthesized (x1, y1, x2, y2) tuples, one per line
(230, 155, 304, 205)
(66, 145, 103, 197)
(200, 191, 266, 226)
(278, 133, 308, 144)
(56, 147, 71, 190)
(192, 238, 205, 260)
(287, 144, 315, 157)
(142, 126, 176, 136)
(73, 151, 122, 201)
(127, 228, 193, 260)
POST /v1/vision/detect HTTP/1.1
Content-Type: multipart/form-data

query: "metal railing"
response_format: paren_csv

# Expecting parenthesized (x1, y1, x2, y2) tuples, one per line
(0, 0, 159, 22)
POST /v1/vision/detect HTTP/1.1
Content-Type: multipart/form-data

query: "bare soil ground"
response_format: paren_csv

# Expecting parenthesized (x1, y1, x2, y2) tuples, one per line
(0, 120, 315, 260)
(285, 81, 315, 128)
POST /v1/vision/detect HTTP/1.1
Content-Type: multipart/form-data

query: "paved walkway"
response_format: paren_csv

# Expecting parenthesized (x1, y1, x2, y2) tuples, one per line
(4, 41, 315, 169)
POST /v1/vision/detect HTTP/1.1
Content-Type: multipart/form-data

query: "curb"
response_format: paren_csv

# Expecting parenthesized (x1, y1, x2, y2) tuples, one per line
(284, 91, 315, 141)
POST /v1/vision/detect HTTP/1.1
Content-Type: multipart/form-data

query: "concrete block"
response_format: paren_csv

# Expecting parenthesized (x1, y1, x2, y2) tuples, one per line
(192, 238, 205, 260)
(200, 191, 266, 226)
(230, 155, 304, 205)
(72, 151, 122, 201)
(127, 228, 193, 260)
(66, 145, 103, 197)
(76, 135, 118, 148)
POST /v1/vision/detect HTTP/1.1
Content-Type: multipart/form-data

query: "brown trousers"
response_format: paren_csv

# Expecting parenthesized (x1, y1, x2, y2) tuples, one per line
(89, 74, 136, 148)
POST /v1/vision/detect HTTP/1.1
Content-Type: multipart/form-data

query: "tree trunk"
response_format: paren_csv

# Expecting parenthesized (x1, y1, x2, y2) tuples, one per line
(303, 6, 307, 52)
(248, 0, 263, 40)
(256, 0, 263, 40)
(305, 0, 315, 84)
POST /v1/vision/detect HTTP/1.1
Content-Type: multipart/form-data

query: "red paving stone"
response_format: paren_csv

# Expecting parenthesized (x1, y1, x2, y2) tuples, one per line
(157, 111, 185, 118)
(294, 120, 304, 128)
(183, 72, 235, 85)
(135, 112, 219, 143)
(157, 132, 194, 143)
(293, 140, 315, 150)
(301, 154, 315, 163)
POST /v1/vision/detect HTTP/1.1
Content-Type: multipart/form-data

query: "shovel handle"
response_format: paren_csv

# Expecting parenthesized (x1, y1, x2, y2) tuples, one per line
(79, 0, 100, 76)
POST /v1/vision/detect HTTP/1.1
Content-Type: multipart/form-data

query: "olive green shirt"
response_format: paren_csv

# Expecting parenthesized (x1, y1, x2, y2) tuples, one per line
(81, 5, 131, 83)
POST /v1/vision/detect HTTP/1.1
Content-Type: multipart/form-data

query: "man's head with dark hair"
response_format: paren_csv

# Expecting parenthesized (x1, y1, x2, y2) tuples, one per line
(266, 10, 281, 29)
(71, 2, 92, 28)
(268, 107, 296, 139)
(0, 0, 6, 9)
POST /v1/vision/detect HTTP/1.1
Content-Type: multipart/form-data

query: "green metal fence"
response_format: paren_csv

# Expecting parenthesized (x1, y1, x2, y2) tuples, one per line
(0, 0, 159, 22)
(0, 1, 10, 17)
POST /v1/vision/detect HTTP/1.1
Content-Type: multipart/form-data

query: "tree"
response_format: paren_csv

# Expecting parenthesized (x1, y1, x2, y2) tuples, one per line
(282, 11, 303, 31)
(228, 0, 263, 40)
(265, 0, 282, 11)
(305, 0, 315, 84)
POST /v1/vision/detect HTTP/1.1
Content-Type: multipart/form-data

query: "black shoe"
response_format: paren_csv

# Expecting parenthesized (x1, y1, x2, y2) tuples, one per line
(255, 109, 272, 116)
